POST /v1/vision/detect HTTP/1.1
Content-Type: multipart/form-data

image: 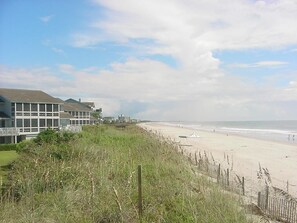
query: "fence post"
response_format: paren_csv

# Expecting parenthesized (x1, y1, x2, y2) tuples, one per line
(0, 176, 2, 204)
(286, 180, 289, 193)
(257, 192, 261, 207)
(189, 153, 192, 163)
(265, 185, 269, 210)
(138, 165, 143, 222)
(217, 164, 221, 184)
(226, 168, 230, 187)
(195, 152, 198, 166)
(242, 177, 245, 196)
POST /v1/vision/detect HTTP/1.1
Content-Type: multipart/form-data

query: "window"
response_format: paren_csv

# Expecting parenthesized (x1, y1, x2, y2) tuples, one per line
(46, 104, 52, 112)
(47, 119, 52, 127)
(16, 103, 22, 111)
(31, 103, 38, 111)
(11, 104, 15, 116)
(40, 119, 45, 127)
(16, 119, 23, 127)
(11, 103, 15, 112)
(53, 119, 59, 127)
(24, 103, 30, 111)
(53, 104, 59, 112)
(39, 104, 45, 112)
(31, 119, 38, 127)
(24, 119, 30, 127)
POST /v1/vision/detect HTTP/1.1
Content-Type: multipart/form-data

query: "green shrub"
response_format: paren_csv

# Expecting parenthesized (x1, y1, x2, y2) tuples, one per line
(34, 129, 76, 145)
(34, 128, 58, 144)
(15, 140, 35, 153)
(0, 143, 17, 151)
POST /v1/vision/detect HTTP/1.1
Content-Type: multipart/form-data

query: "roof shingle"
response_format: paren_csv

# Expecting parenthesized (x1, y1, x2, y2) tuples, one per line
(0, 88, 63, 104)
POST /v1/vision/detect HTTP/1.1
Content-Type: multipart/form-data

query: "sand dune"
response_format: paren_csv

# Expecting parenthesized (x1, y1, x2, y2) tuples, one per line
(139, 122, 297, 197)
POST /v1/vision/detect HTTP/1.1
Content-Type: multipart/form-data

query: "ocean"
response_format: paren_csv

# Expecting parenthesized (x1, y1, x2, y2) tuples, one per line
(168, 120, 297, 144)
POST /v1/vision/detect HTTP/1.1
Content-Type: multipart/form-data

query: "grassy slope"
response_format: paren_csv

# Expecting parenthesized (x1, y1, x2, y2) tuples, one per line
(0, 151, 19, 166)
(0, 125, 248, 223)
(0, 151, 19, 180)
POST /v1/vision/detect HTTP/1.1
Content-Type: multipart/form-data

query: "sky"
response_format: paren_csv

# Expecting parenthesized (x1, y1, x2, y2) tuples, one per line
(1, 0, 297, 121)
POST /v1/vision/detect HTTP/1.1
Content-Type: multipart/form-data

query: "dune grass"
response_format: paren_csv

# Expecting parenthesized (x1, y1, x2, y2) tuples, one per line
(0, 125, 249, 222)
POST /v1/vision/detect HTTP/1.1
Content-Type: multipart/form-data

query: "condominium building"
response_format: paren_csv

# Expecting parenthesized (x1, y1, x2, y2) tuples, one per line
(0, 88, 63, 143)
(0, 88, 100, 144)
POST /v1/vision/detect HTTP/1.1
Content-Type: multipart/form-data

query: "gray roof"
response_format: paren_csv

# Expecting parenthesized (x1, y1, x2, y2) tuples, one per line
(60, 112, 74, 119)
(82, 102, 95, 108)
(64, 102, 92, 112)
(0, 88, 63, 104)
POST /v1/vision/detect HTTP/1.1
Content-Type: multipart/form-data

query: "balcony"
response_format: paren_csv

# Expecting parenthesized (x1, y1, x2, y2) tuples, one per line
(0, 127, 20, 136)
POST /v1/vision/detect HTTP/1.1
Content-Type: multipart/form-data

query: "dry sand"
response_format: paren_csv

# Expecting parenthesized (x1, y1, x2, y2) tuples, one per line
(139, 122, 297, 197)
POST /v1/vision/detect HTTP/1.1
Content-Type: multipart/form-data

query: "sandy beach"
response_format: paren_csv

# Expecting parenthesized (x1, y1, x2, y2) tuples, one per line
(139, 122, 297, 197)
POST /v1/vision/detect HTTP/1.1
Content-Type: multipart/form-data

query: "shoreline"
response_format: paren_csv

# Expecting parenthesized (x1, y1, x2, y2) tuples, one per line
(158, 121, 297, 146)
(139, 122, 297, 198)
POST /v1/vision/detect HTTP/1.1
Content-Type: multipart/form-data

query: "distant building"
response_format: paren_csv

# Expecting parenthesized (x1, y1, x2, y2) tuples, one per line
(63, 99, 92, 126)
(103, 116, 115, 123)
(118, 114, 130, 123)
(0, 88, 63, 143)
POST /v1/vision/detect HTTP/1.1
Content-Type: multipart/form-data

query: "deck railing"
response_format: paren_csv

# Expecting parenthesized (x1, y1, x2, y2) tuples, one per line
(0, 127, 20, 136)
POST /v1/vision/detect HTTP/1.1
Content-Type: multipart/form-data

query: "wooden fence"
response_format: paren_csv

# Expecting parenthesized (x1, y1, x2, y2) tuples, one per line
(258, 188, 297, 223)
(183, 148, 297, 223)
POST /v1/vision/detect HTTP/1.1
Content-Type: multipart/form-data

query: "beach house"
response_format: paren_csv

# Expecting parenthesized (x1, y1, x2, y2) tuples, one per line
(0, 88, 63, 143)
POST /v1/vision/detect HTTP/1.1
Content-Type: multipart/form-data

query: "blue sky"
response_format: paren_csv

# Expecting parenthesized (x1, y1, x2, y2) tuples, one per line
(1, 0, 297, 121)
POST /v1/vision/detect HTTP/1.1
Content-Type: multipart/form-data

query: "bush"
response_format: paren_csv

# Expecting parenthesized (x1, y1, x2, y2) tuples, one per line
(34, 129, 76, 145)
(0, 143, 17, 151)
(15, 140, 35, 153)
(34, 128, 58, 144)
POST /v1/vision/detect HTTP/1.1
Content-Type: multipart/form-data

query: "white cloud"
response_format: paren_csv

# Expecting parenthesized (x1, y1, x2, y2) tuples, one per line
(1, 61, 296, 120)
(40, 15, 54, 23)
(51, 47, 65, 54)
(71, 33, 103, 48)
(229, 61, 288, 68)
(3, 1, 297, 120)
